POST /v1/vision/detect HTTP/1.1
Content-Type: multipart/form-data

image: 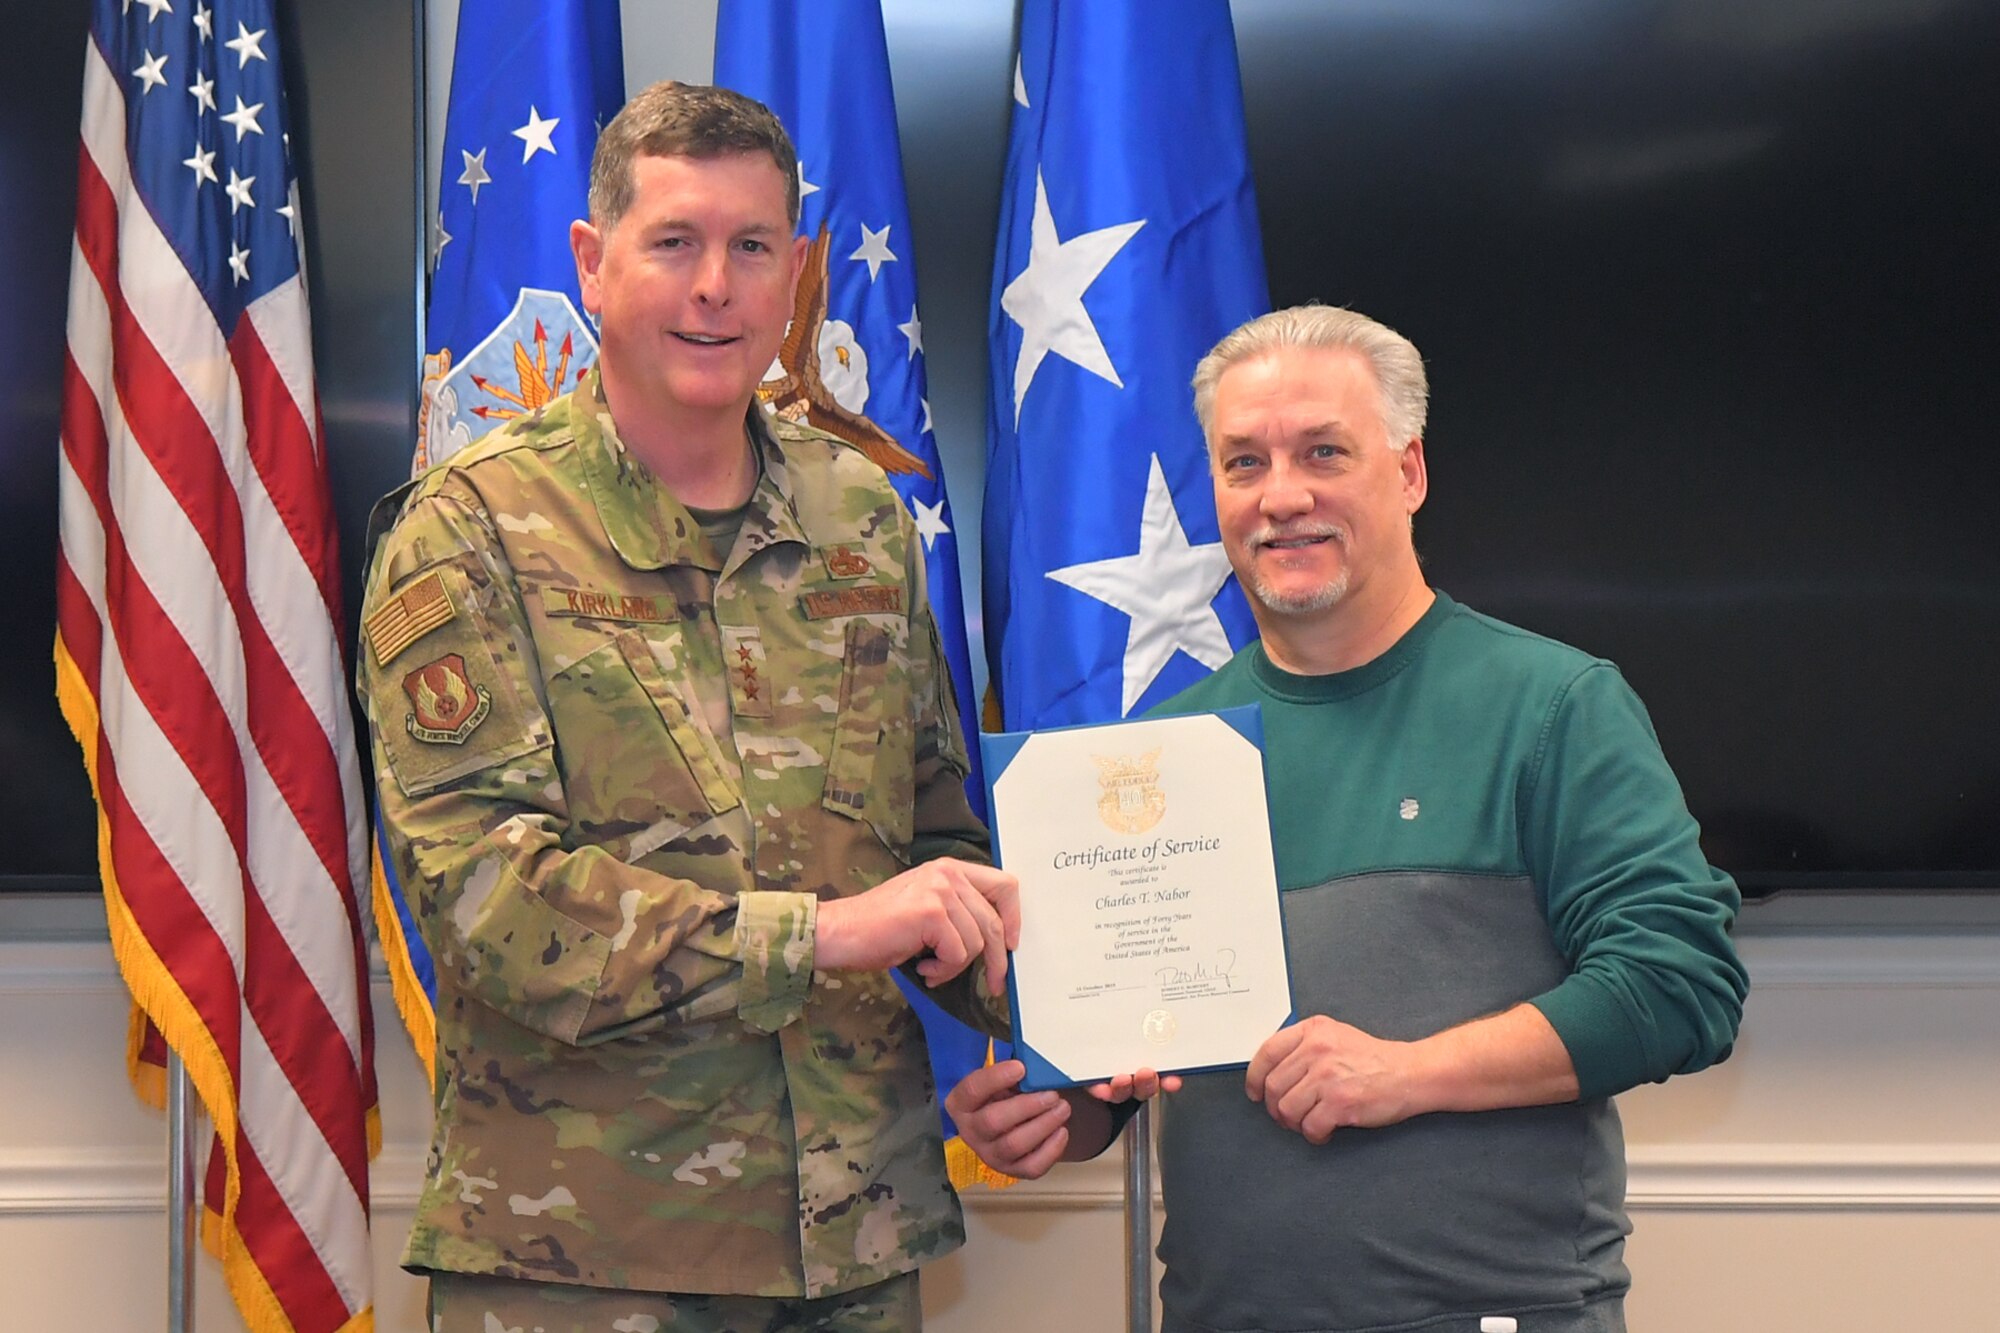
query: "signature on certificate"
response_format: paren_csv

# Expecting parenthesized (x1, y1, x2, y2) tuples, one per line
(1155, 948, 1238, 993)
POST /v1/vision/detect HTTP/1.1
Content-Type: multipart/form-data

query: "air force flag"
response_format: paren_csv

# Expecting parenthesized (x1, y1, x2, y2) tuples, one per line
(712, 1, 981, 795)
(420, 0, 624, 470)
(985, 0, 1270, 728)
(378, 0, 623, 1083)
(715, 0, 1010, 1189)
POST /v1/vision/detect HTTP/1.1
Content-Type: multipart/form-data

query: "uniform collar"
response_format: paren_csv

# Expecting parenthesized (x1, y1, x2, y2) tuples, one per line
(574, 370, 813, 572)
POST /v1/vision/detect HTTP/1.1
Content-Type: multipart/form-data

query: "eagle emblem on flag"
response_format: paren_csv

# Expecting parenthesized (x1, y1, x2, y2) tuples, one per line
(759, 226, 933, 480)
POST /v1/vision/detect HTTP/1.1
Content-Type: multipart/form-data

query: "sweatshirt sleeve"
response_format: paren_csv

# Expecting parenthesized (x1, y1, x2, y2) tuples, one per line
(1520, 663, 1749, 1100)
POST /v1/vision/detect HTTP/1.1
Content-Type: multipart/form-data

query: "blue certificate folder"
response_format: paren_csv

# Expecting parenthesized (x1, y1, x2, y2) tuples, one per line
(980, 704, 1296, 1092)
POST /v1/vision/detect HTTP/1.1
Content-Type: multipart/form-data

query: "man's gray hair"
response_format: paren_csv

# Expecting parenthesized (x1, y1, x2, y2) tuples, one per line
(1191, 305, 1430, 451)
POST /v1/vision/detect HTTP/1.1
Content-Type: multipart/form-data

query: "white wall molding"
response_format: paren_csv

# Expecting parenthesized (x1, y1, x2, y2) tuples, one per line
(14, 1141, 1988, 1219)
(0, 1146, 432, 1216)
(0, 937, 121, 992)
(7, 932, 1997, 1230)
(951, 1144, 2000, 1215)
(1739, 930, 2000, 989)
(0, 1148, 162, 1215)
(0, 934, 397, 990)
(1625, 1144, 2000, 1211)
(958, 1155, 1129, 1213)
(0, 1128, 1952, 1216)
(11, 928, 1999, 995)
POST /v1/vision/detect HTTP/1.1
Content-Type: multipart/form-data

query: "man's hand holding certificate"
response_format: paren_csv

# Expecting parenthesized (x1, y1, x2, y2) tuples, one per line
(981, 706, 1294, 1090)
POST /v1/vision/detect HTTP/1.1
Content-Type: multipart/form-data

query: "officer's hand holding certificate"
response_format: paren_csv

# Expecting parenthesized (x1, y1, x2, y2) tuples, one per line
(981, 706, 1294, 1090)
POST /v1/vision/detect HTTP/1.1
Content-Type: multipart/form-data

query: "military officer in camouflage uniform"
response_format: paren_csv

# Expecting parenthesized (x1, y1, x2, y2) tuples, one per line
(358, 82, 1016, 1333)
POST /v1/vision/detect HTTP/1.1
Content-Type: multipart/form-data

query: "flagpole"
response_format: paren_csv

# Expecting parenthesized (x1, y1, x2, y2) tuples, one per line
(411, 0, 430, 383)
(1124, 1102, 1154, 1332)
(166, 1051, 198, 1333)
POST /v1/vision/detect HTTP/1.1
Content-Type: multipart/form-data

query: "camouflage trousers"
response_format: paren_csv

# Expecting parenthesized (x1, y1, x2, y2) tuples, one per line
(428, 1270, 923, 1333)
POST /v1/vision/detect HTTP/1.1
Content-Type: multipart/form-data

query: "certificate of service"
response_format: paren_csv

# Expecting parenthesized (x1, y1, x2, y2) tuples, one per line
(982, 706, 1293, 1090)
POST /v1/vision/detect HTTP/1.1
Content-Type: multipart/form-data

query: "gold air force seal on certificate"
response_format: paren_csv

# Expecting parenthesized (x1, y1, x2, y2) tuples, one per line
(1094, 747, 1167, 834)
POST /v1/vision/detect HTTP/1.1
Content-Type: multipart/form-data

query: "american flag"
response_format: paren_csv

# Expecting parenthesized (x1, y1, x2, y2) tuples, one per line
(52, 3, 378, 1331)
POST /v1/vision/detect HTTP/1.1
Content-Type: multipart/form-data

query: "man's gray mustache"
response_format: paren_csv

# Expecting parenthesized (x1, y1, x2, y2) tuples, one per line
(1250, 523, 1346, 548)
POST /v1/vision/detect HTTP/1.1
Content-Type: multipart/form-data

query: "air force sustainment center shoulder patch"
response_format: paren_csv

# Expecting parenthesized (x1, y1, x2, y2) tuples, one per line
(402, 653, 491, 745)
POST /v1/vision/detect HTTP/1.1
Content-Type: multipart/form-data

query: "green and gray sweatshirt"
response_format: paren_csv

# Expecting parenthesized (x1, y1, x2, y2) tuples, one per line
(1148, 591, 1747, 1333)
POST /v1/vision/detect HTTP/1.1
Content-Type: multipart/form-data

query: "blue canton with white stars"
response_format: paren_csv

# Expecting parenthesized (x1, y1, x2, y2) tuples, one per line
(99, 0, 301, 323)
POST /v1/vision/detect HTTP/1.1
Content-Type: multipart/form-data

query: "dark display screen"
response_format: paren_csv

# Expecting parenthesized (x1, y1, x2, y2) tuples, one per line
(1235, 1, 2000, 887)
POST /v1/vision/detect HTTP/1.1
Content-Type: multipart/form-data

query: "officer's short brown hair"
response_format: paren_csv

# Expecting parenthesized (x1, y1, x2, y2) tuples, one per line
(587, 81, 800, 232)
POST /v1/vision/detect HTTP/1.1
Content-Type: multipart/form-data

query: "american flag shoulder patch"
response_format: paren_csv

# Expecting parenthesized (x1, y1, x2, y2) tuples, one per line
(366, 570, 457, 666)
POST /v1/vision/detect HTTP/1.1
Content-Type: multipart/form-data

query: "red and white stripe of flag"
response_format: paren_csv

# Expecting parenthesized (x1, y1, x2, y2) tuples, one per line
(54, 36, 378, 1333)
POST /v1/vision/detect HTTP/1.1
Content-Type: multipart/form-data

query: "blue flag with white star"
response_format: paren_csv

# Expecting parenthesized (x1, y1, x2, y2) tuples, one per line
(375, 0, 623, 1085)
(715, 0, 1011, 1188)
(420, 0, 623, 470)
(985, 0, 1269, 728)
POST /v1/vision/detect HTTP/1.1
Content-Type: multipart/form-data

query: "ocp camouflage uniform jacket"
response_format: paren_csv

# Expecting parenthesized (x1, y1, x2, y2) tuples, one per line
(357, 371, 1007, 1299)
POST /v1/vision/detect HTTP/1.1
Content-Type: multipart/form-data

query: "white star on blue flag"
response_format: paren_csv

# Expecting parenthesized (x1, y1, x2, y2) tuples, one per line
(716, 0, 1009, 1166)
(984, 0, 1270, 728)
(422, 0, 623, 467)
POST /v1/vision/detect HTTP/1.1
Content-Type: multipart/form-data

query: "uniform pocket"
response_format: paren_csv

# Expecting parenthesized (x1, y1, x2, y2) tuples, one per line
(369, 563, 548, 798)
(546, 628, 738, 860)
(822, 618, 916, 860)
